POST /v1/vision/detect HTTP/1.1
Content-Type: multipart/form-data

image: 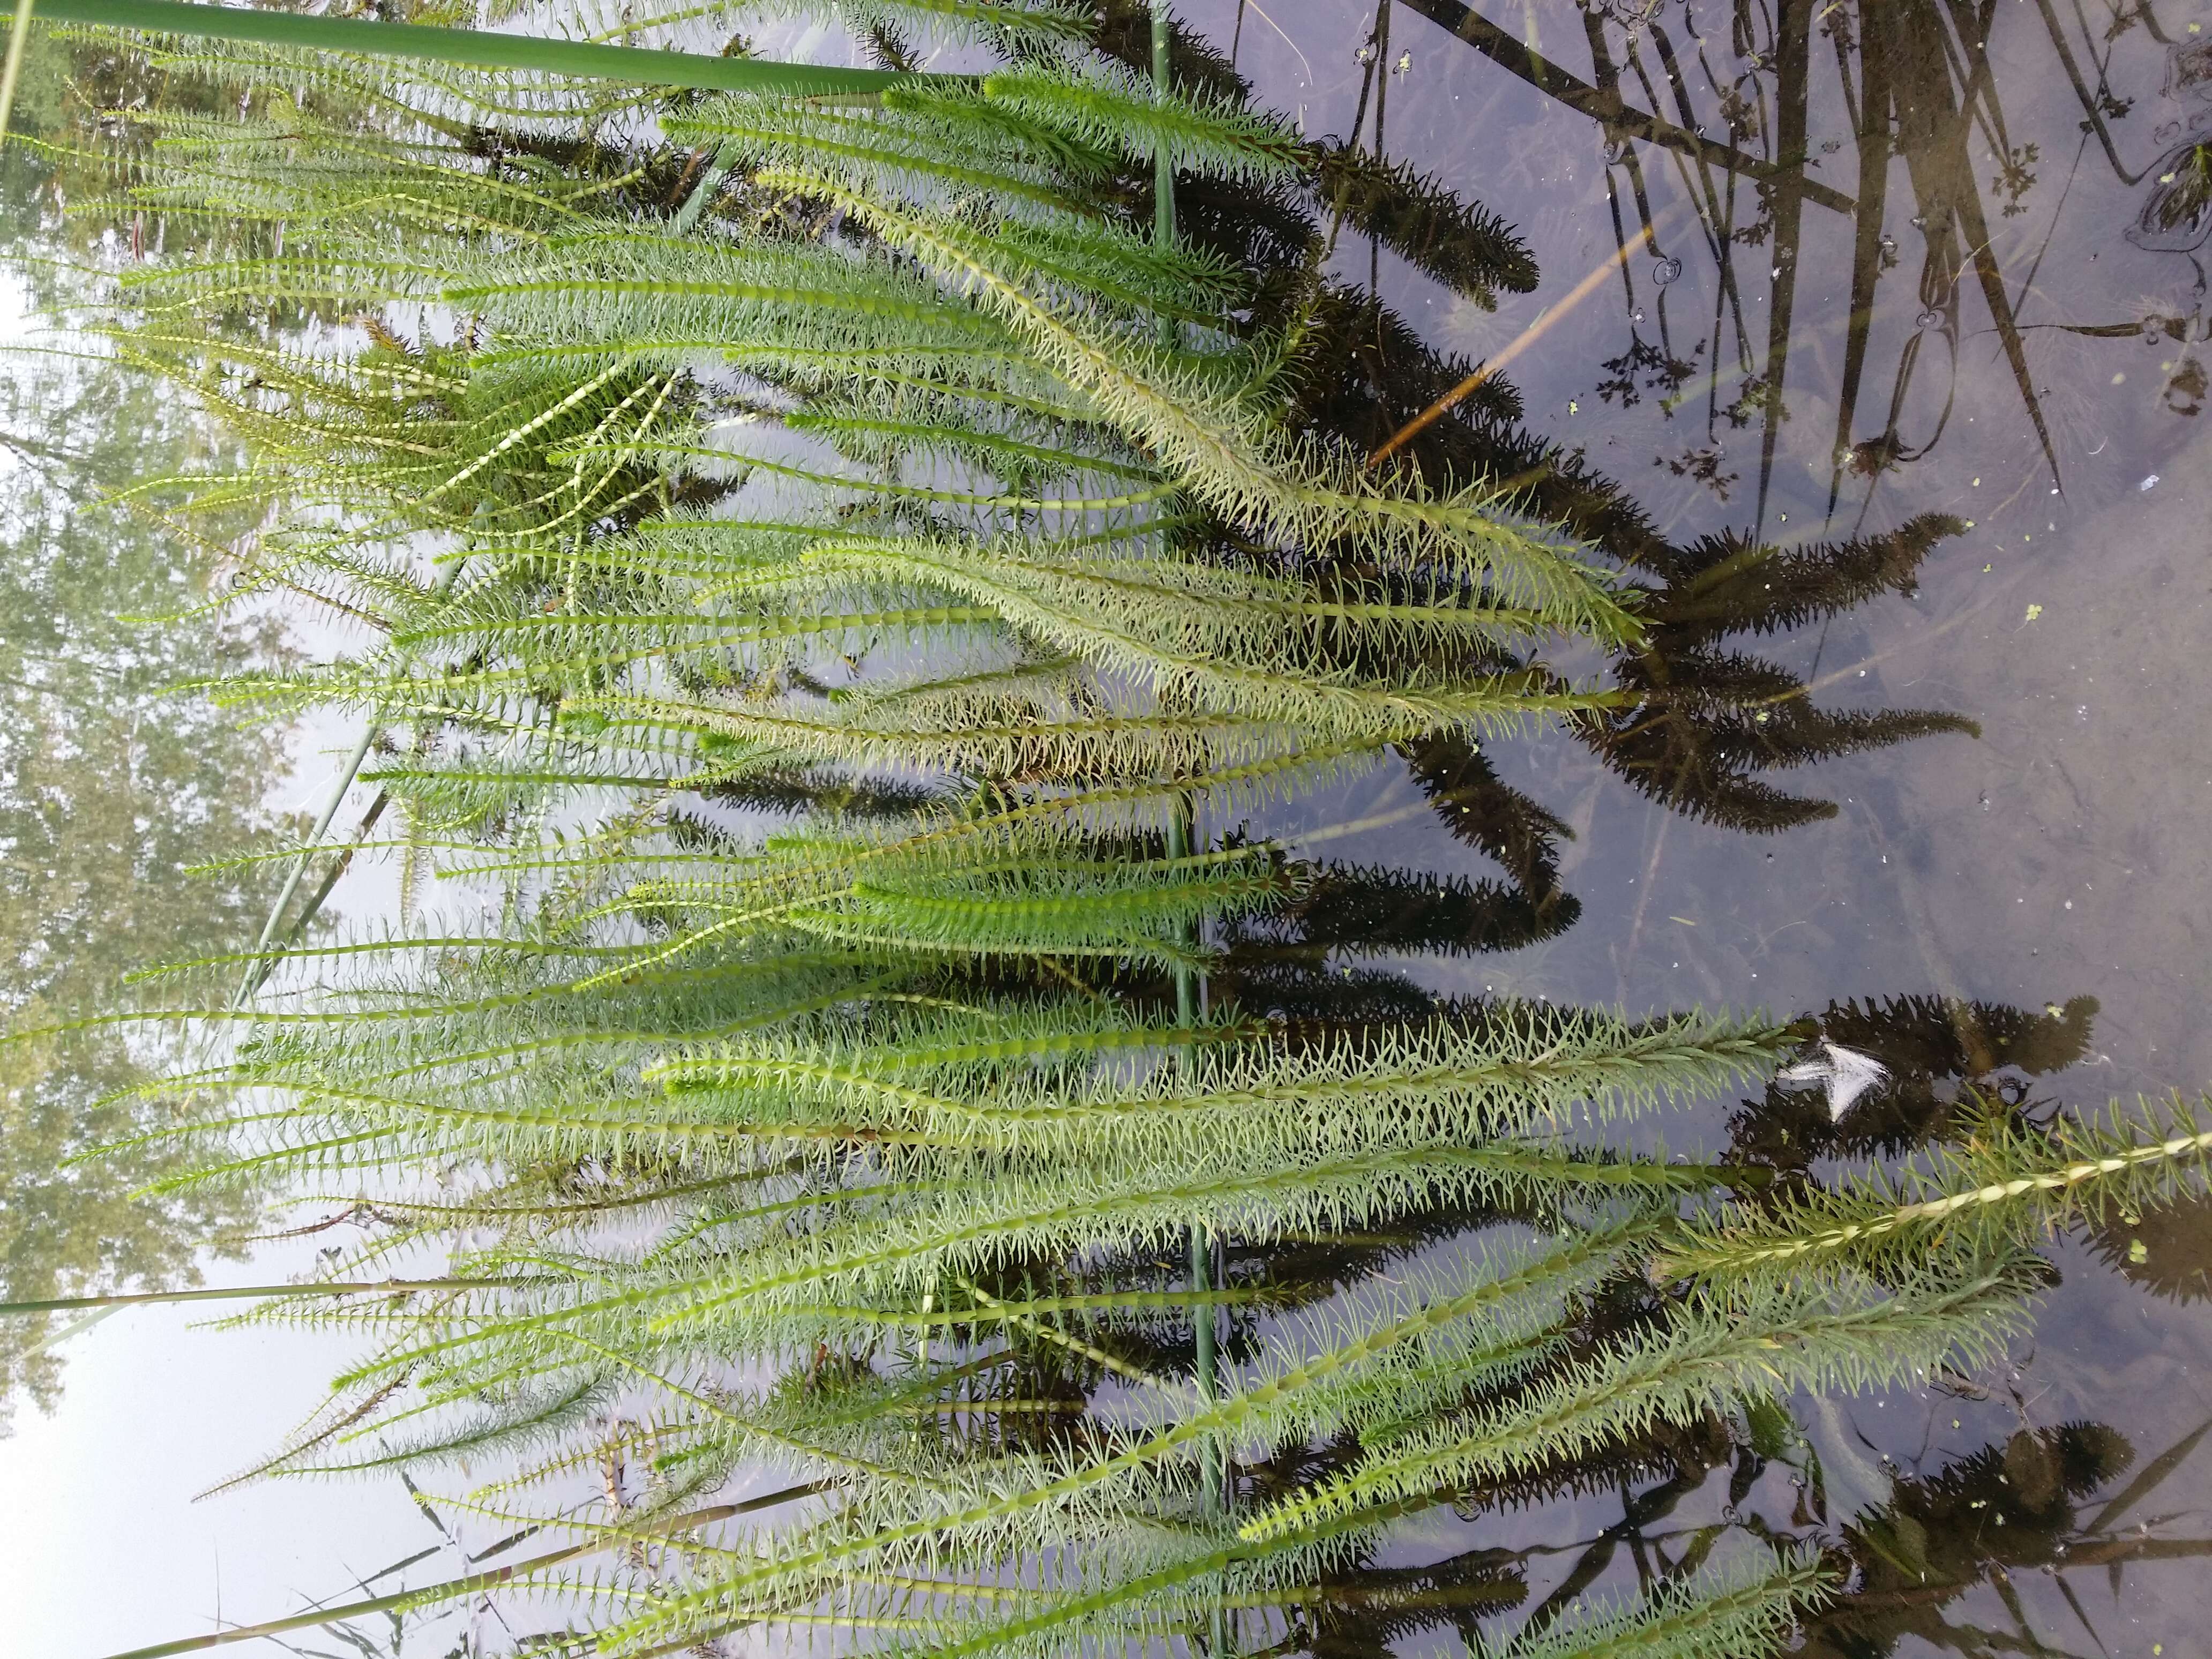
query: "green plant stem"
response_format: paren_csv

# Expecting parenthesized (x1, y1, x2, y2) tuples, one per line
(673, 141, 736, 233)
(1165, 793, 1222, 1531)
(234, 722, 376, 1007)
(0, 1278, 512, 1317)
(0, 0, 36, 141)
(236, 562, 468, 1006)
(258, 783, 391, 985)
(14, 0, 941, 94)
(1151, 0, 1176, 351)
(93, 1484, 833, 1659)
(1152, 3, 1216, 1554)
(1151, 2, 1174, 248)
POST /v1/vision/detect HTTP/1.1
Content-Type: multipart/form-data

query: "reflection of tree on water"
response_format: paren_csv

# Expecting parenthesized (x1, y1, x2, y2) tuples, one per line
(0, 358, 295, 1429)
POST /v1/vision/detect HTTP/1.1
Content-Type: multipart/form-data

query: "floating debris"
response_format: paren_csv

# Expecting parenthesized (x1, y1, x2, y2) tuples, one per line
(1777, 1042, 1890, 1122)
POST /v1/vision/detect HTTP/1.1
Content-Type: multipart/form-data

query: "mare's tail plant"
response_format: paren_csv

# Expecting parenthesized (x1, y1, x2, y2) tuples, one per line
(10, 4, 2210, 1656)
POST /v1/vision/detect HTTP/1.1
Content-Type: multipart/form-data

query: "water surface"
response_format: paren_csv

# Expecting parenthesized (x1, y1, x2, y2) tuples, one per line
(12, 3, 2212, 1651)
(1192, 0, 2212, 1648)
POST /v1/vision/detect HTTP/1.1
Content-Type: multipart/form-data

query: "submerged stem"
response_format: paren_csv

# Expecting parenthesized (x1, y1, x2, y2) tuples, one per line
(0, 1278, 512, 1317)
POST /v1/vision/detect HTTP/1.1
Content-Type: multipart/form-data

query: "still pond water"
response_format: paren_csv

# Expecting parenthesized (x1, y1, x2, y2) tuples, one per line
(1201, 0, 2212, 1651)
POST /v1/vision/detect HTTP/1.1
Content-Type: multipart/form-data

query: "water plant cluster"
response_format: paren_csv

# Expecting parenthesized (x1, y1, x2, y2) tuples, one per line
(14, 0, 2212, 1653)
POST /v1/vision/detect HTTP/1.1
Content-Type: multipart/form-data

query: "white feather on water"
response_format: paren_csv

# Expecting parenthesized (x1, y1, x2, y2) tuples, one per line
(1776, 1042, 1890, 1123)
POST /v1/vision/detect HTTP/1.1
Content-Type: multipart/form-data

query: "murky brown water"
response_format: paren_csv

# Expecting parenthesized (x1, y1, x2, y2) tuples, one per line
(1178, 0, 2212, 1649)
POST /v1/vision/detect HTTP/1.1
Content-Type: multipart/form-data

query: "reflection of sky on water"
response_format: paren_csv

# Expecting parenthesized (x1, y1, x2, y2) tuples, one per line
(0, 688, 473, 1651)
(0, 447, 469, 1650)
(0, 1238, 459, 1658)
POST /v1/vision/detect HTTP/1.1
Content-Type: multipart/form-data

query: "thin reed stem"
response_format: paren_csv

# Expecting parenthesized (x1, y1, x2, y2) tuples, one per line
(24, 0, 946, 93)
